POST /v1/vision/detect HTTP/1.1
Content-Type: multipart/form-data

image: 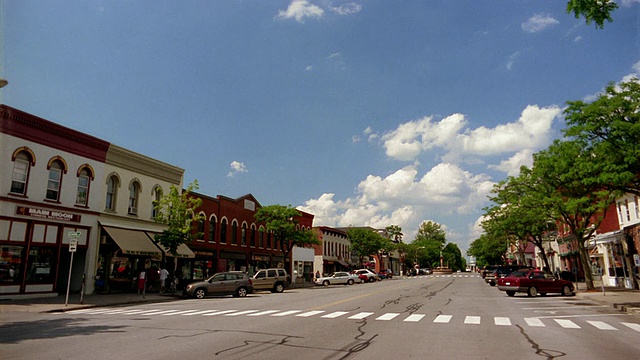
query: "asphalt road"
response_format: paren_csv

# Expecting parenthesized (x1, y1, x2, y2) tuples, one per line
(2, 274, 639, 360)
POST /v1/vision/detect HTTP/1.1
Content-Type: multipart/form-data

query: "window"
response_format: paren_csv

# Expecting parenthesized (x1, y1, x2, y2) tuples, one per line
(45, 161, 63, 201)
(250, 225, 256, 247)
(197, 218, 205, 237)
(152, 187, 162, 218)
(106, 176, 118, 210)
(26, 247, 56, 283)
(635, 196, 639, 219)
(241, 223, 247, 246)
(208, 217, 216, 243)
(128, 181, 140, 214)
(76, 168, 91, 206)
(625, 199, 631, 221)
(11, 152, 31, 195)
(258, 229, 264, 248)
(220, 219, 227, 244)
(231, 221, 238, 245)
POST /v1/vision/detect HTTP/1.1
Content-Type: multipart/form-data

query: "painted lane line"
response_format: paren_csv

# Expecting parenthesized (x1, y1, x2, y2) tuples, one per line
(586, 321, 617, 330)
(524, 318, 546, 327)
(183, 310, 219, 316)
(494, 317, 512, 326)
(271, 310, 302, 317)
(348, 312, 374, 320)
(202, 310, 238, 316)
(224, 310, 260, 316)
(464, 316, 481, 325)
(622, 323, 640, 332)
(247, 310, 280, 317)
(522, 306, 606, 310)
(433, 315, 452, 323)
(555, 319, 581, 329)
(404, 314, 425, 322)
(138, 309, 180, 316)
(296, 310, 325, 317)
(322, 311, 349, 319)
(162, 310, 201, 316)
(376, 313, 400, 321)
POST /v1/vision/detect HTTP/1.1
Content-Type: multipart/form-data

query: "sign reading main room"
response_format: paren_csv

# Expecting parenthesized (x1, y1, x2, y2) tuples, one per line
(16, 206, 81, 222)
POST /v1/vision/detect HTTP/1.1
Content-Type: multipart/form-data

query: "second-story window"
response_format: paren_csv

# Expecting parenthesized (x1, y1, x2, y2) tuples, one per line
(241, 223, 247, 246)
(220, 219, 227, 244)
(128, 181, 140, 215)
(231, 221, 238, 245)
(11, 152, 31, 195)
(209, 217, 216, 243)
(152, 187, 162, 218)
(46, 161, 63, 201)
(76, 168, 91, 206)
(106, 176, 118, 210)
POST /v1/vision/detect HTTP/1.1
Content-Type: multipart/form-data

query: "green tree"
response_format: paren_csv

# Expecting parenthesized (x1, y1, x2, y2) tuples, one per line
(566, 0, 618, 29)
(442, 243, 464, 272)
(412, 221, 447, 268)
(385, 225, 403, 243)
(254, 205, 320, 276)
(153, 180, 204, 257)
(347, 228, 387, 267)
(467, 233, 507, 268)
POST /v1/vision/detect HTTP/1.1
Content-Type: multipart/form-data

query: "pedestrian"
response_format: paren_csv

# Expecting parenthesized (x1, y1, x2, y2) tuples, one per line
(315, 270, 320, 279)
(159, 266, 169, 293)
(137, 268, 146, 294)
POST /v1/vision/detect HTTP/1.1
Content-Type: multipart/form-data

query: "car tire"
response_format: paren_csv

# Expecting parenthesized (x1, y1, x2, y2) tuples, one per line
(527, 287, 538, 297)
(489, 281, 496, 287)
(562, 285, 572, 296)
(323, 280, 330, 287)
(235, 287, 248, 297)
(347, 279, 354, 285)
(274, 283, 285, 293)
(506, 291, 516, 297)
(194, 288, 206, 299)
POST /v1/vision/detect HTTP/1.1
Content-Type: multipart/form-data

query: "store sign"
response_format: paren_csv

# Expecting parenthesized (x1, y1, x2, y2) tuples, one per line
(16, 206, 81, 222)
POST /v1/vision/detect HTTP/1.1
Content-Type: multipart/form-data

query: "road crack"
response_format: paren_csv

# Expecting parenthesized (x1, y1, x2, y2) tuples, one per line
(515, 325, 567, 359)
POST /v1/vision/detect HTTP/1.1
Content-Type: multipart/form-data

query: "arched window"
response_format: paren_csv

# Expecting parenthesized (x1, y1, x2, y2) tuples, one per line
(258, 226, 264, 248)
(231, 220, 238, 245)
(220, 218, 227, 244)
(76, 168, 91, 206)
(250, 224, 256, 247)
(11, 151, 32, 195)
(46, 160, 64, 201)
(208, 216, 217, 243)
(152, 186, 163, 218)
(106, 176, 118, 210)
(241, 222, 247, 246)
(128, 181, 140, 215)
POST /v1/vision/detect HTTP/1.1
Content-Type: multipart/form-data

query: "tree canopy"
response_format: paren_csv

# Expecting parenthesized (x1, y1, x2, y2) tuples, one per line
(566, 0, 618, 29)
(467, 233, 507, 268)
(347, 227, 390, 266)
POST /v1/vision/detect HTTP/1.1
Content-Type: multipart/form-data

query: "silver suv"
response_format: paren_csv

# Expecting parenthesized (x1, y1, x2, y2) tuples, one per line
(252, 268, 290, 293)
(183, 272, 253, 299)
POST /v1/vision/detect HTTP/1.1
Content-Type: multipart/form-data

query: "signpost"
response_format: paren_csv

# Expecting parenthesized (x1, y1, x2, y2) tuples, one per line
(65, 232, 81, 306)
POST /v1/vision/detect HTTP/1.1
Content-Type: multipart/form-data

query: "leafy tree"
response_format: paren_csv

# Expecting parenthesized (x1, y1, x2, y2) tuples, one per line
(412, 221, 447, 268)
(566, 0, 618, 29)
(153, 181, 204, 257)
(442, 243, 464, 272)
(254, 205, 320, 276)
(467, 233, 507, 268)
(347, 228, 387, 267)
(385, 225, 403, 243)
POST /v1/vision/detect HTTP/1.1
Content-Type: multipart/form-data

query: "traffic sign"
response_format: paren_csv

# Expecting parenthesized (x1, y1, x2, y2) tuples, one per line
(69, 238, 78, 252)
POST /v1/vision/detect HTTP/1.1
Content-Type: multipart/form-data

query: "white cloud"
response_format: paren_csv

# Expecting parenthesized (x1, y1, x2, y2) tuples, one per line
(277, 0, 324, 23)
(506, 51, 520, 70)
(488, 149, 534, 176)
(329, 2, 362, 15)
(305, 65, 313, 71)
(227, 161, 248, 177)
(521, 14, 559, 33)
(573, 36, 583, 42)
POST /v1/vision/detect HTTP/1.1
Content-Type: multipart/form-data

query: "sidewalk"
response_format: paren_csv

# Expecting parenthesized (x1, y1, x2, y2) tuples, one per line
(574, 281, 640, 317)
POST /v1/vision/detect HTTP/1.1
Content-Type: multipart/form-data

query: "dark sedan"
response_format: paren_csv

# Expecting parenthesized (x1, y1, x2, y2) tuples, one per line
(497, 269, 574, 297)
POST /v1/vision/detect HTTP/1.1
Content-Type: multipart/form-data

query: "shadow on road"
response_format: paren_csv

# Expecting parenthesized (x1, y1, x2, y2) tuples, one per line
(0, 317, 128, 344)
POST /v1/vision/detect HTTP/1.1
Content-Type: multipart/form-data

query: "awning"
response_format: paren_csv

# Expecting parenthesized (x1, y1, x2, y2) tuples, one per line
(103, 226, 163, 256)
(336, 259, 349, 267)
(588, 230, 623, 247)
(150, 236, 195, 258)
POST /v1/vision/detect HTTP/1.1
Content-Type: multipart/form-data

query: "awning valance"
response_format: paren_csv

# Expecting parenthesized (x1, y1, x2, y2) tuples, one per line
(103, 226, 163, 256)
(149, 233, 195, 259)
(336, 259, 349, 267)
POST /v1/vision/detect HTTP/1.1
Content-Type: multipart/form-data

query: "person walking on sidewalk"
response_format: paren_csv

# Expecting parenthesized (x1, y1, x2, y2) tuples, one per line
(159, 266, 169, 293)
(137, 268, 146, 294)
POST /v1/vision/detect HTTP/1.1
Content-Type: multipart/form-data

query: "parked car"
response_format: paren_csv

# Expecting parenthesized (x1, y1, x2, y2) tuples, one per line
(486, 265, 530, 286)
(252, 268, 290, 293)
(379, 269, 393, 279)
(314, 271, 361, 286)
(497, 269, 575, 297)
(354, 269, 379, 282)
(481, 265, 498, 279)
(183, 271, 253, 299)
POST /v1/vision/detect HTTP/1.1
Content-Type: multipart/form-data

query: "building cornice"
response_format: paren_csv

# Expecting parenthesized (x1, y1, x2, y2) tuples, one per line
(106, 144, 184, 185)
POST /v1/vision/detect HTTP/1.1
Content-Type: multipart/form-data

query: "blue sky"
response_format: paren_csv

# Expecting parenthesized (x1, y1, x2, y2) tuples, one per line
(2, 1, 639, 253)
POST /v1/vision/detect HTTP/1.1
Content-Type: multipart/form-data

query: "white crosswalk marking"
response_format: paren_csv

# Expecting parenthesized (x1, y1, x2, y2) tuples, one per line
(247, 310, 280, 316)
(162, 310, 200, 316)
(183, 310, 219, 316)
(404, 314, 425, 322)
(587, 321, 618, 330)
(224, 310, 259, 316)
(348, 312, 374, 320)
(376, 313, 400, 321)
(434, 315, 452, 323)
(464, 316, 481, 325)
(296, 310, 325, 317)
(322, 311, 349, 319)
(555, 319, 581, 329)
(271, 310, 302, 317)
(524, 318, 546, 327)
(202, 310, 237, 316)
(622, 323, 640, 332)
(494, 317, 511, 326)
(142, 309, 180, 316)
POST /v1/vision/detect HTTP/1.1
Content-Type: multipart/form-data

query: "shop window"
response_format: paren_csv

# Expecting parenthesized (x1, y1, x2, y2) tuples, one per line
(220, 218, 227, 244)
(106, 176, 118, 211)
(128, 181, 140, 215)
(26, 247, 56, 283)
(11, 152, 31, 195)
(0, 245, 23, 284)
(76, 168, 91, 206)
(46, 161, 63, 201)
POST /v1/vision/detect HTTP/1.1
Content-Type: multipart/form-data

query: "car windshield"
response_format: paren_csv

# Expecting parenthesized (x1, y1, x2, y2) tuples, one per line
(509, 271, 529, 278)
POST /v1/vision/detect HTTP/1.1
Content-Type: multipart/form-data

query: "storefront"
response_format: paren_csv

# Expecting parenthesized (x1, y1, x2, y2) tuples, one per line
(589, 230, 634, 288)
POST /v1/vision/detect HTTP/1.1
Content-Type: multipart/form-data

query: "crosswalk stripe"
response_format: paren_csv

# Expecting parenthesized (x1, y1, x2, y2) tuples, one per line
(348, 312, 374, 320)
(464, 316, 481, 325)
(271, 310, 302, 317)
(587, 321, 618, 330)
(524, 318, 546, 327)
(376, 313, 400, 321)
(296, 310, 325, 317)
(224, 310, 259, 316)
(434, 315, 452, 323)
(555, 319, 580, 329)
(622, 323, 640, 332)
(404, 314, 425, 322)
(494, 317, 511, 326)
(202, 310, 237, 316)
(322, 311, 349, 319)
(183, 310, 218, 316)
(142, 309, 180, 315)
(162, 310, 199, 316)
(247, 310, 280, 316)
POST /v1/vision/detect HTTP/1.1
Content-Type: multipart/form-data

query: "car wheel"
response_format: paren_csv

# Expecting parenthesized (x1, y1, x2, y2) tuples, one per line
(369, 277, 376, 283)
(235, 287, 248, 297)
(506, 291, 516, 297)
(527, 287, 538, 297)
(274, 283, 285, 293)
(562, 285, 572, 296)
(323, 280, 330, 287)
(194, 288, 206, 299)
(347, 279, 354, 285)
(489, 281, 496, 287)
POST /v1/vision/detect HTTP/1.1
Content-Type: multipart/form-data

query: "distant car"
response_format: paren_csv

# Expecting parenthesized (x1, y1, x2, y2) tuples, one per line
(379, 269, 393, 279)
(486, 265, 531, 286)
(314, 271, 361, 286)
(354, 269, 379, 282)
(497, 269, 575, 297)
(183, 272, 253, 299)
(481, 265, 498, 279)
(252, 268, 290, 293)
